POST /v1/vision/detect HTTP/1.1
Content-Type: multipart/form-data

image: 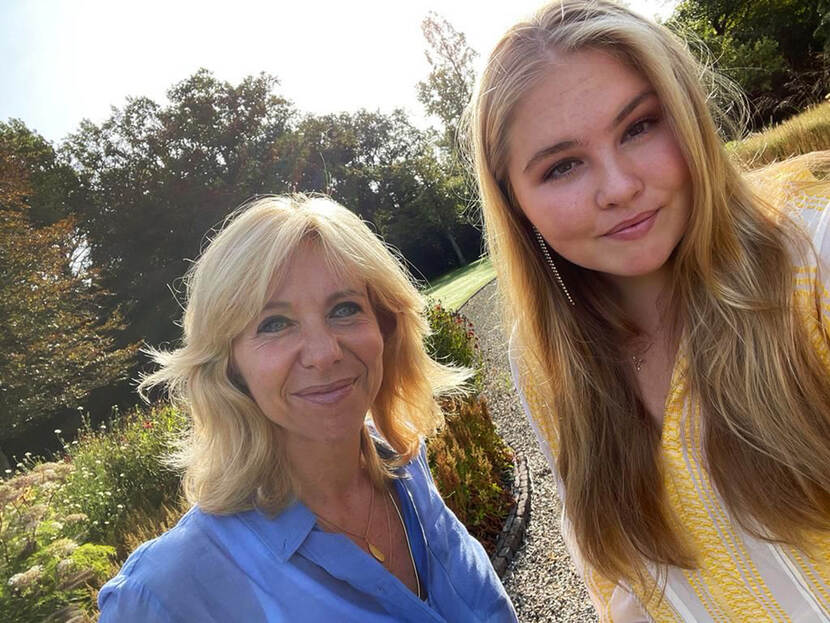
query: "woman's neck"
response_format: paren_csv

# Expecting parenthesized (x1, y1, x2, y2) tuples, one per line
(286, 430, 366, 509)
(608, 262, 673, 338)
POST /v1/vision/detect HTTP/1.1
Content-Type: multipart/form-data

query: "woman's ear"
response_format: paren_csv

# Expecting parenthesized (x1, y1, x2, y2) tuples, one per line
(227, 358, 250, 395)
(376, 307, 398, 341)
(367, 288, 397, 340)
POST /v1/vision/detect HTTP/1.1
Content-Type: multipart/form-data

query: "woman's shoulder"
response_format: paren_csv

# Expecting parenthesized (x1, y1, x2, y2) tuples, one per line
(750, 153, 830, 252)
(115, 506, 208, 575)
(98, 506, 279, 621)
(97, 507, 214, 619)
(100, 507, 222, 594)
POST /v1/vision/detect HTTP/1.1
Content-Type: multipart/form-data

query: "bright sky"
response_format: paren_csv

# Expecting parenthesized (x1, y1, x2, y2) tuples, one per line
(1, 0, 678, 145)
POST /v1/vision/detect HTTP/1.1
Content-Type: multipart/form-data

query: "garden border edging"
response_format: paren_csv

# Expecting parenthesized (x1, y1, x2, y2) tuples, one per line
(490, 449, 531, 578)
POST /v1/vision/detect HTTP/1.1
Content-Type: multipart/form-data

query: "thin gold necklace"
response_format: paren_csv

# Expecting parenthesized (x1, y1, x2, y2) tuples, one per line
(314, 483, 390, 563)
(388, 489, 422, 599)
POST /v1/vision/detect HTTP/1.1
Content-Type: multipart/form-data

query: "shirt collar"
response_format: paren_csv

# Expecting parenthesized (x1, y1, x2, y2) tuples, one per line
(231, 437, 411, 564)
(236, 499, 317, 563)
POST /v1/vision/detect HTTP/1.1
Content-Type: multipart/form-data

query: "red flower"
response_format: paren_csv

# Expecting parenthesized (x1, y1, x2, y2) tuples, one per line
(142, 421, 154, 429)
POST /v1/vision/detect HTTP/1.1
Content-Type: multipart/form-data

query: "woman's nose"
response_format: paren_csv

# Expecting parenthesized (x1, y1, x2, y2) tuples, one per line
(595, 156, 644, 209)
(298, 327, 343, 369)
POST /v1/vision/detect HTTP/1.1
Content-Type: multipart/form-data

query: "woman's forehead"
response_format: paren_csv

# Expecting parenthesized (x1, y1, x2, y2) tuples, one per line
(266, 241, 368, 301)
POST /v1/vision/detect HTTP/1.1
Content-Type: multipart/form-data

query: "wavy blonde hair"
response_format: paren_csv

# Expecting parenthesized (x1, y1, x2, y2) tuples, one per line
(140, 195, 468, 515)
(468, 0, 830, 587)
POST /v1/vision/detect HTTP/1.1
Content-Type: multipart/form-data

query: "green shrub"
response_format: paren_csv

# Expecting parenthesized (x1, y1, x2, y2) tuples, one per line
(55, 405, 185, 550)
(0, 459, 113, 622)
(424, 300, 484, 390)
(0, 405, 186, 621)
(427, 397, 515, 555)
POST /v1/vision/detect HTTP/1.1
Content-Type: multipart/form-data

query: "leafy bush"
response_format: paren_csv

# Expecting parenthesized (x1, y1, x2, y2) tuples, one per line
(55, 405, 185, 551)
(0, 405, 186, 621)
(424, 301, 514, 553)
(427, 397, 515, 555)
(424, 300, 484, 390)
(0, 460, 114, 622)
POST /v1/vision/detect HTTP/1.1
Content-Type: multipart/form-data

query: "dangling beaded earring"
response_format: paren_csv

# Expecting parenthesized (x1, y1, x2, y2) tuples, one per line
(533, 227, 575, 307)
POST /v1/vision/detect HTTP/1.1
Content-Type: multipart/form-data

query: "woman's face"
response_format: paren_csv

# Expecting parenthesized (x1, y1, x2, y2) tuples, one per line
(506, 48, 691, 280)
(231, 243, 385, 452)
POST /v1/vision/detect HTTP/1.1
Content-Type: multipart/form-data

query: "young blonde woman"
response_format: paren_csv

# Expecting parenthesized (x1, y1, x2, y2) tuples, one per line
(469, 0, 830, 620)
(97, 196, 517, 622)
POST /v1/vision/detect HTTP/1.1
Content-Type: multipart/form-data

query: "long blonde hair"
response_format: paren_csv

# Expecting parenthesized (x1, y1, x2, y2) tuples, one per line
(140, 195, 468, 515)
(468, 0, 830, 586)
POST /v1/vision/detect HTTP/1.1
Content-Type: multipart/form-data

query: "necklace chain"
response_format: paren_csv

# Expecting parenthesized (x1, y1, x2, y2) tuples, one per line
(314, 484, 421, 599)
(314, 482, 388, 563)
(632, 340, 653, 372)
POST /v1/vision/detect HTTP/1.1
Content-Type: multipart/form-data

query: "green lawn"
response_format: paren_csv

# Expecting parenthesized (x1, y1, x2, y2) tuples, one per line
(423, 257, 496, 310)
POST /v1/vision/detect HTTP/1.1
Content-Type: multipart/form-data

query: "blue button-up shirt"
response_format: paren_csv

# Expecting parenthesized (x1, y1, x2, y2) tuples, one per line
(98, 445, 517, 622)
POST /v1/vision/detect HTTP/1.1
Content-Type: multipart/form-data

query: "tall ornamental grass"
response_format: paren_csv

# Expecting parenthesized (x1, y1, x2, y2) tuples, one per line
(730, 101, 830, 166)
(0, 406, 185, 622)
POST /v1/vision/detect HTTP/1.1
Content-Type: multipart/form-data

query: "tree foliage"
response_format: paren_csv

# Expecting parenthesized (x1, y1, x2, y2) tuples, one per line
(0, 122, 137, 443)
(667, 0, 830, 127)
(64, 69, 481, 358)
(63, 70, 296, 348)
(417, 12, 479, 157)
(284, 109, 475, 273)
(416, 13, 486, 265)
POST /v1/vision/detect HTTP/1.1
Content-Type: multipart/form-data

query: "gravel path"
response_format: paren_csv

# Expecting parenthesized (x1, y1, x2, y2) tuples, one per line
(460, 280, 597, 623)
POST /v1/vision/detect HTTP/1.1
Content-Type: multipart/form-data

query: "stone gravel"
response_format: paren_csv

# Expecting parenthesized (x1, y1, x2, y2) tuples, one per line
(459, 280, 597, 623)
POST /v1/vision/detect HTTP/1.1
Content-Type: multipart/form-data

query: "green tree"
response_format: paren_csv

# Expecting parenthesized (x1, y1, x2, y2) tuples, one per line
(668, 0, 830, 127)
(283, 109, 472, 277)
(63, 70, 296, 348)
(416, 13, 486, 266)
(0, 119, 80, 225)
(0, 122, 137, 450)
(417, 12, 478, 157)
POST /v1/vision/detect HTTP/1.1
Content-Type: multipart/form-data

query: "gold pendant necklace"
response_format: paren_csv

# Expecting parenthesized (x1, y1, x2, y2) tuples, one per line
(315, 482, 387, 562)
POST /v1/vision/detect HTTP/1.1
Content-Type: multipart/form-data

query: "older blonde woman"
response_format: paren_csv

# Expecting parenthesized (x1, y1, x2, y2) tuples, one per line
(469, 0, 830, 620)
(97, 196, 517, 622)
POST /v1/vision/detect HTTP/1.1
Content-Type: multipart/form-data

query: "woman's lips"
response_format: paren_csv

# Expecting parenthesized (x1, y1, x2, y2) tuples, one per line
(293, 378, 356, 405)
(603, 209, 659, 240)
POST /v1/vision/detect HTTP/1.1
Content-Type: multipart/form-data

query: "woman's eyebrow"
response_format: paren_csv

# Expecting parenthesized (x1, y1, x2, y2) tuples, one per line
(324, 289, 364, 306)
(524, 139, 578, 173)
(609, 89, 656, 130)
(523, 89, 657, 173)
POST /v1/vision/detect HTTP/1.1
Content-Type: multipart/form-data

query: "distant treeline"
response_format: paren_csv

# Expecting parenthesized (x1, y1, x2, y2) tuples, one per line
(667, 0, 829, 129)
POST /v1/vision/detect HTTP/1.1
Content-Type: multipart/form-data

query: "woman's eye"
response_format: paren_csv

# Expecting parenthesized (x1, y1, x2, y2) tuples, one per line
(331, 301, 362, 319)
(257, 316, 291, 333)
(624, 117, 656, 141)
(544, 159, 580, 181)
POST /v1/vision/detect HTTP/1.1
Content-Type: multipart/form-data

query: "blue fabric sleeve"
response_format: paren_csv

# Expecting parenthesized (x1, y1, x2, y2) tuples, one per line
(411, 442, 518, 622)
(98, 574, 176, 623)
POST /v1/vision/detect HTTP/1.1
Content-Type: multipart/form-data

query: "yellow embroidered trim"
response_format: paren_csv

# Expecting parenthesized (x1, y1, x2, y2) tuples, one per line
(660, 390, 753, 620)
(585, 567, 617, 622)
(786, 545, 830, 616)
